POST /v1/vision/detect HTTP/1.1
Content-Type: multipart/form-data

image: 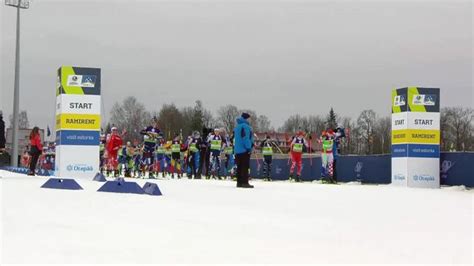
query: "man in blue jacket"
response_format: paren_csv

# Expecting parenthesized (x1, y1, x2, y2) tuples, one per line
(233, 113, 254, 188)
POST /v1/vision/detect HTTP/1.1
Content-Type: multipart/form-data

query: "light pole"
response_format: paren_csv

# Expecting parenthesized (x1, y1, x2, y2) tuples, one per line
(5, 0, 30, 167)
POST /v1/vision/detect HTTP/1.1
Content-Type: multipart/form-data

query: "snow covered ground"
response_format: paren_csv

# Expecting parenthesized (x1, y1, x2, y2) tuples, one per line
(1, 170, 472, 264)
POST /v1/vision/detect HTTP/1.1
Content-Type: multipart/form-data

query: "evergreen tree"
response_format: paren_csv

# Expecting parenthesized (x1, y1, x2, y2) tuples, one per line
(191, 100, 204, 132)
(327, 107, 338, 129)
(104, 123, 112, 135)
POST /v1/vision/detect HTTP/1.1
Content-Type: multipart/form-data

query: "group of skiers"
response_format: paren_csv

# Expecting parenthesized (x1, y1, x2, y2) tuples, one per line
(100, 117, 345, 183)
(258, 127, 345, 183)
(100, 121, 238, 180)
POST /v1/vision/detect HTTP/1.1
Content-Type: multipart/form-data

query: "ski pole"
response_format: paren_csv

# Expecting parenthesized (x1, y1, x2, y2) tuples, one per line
(287, 141, 291, 166)
(253, 133, 261, 169)
(253, 149, 260, 169)
(309, 133, 313, 166)
(271, 140, 284, 154)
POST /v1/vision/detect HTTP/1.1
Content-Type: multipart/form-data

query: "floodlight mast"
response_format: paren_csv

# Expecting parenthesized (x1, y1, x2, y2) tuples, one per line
(5, 0, 31, 167)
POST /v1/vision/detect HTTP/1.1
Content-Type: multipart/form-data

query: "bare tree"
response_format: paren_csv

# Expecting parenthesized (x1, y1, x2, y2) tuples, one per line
(109, 96, 152, 143)
(274, 107, 474, 154)
(157, 103, 185, 140)
(256, 115, 272, 132)
(351, 124, 365, 155)
(440, 109, 450, 151)
(217, 105, 240, 134)
(9, 110, 29, 129)
(280, 114, 307, 133)
(307, 115, 326, 134)
(357, 109, 376, 154)
(339, 116, 355, 154)
(202, 109, 217, 130)
(441, 107, 474, 151)
(372, 116, 391, 154)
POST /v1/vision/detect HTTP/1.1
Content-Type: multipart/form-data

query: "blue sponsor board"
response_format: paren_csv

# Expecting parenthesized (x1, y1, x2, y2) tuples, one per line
(407, 144, 439, 158)
(56, 130, 100, 146)
(245, 153, 472, 187)
(440, 152, 474, 187)
(392, 144, 439, 158)
(391, 144, 408, 157)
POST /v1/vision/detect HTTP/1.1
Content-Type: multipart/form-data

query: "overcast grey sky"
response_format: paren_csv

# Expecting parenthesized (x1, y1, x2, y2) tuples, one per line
(1, 0, 472, 130)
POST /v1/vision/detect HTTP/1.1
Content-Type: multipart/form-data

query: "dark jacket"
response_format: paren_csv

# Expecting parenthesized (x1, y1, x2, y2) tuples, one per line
(0, 115, 5, 149)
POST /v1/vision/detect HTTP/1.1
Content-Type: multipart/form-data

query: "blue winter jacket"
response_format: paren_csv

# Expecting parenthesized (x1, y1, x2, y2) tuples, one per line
(233, 117, 254, 154)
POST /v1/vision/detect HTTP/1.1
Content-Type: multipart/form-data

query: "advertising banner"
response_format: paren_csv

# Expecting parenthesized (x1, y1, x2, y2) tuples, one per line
(391, 87, 440, 188)
(54, 66, 101, 178)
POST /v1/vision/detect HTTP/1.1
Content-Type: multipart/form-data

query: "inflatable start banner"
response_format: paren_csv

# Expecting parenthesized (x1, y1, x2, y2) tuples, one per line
(391, 87, 440, 188)
(55, 66, 101, 178)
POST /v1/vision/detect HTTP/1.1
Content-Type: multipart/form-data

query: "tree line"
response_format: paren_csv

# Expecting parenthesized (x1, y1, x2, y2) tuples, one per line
(3, 97, 471, 155)
(106, 97, 474, 154)
(107, 97, 273, 144)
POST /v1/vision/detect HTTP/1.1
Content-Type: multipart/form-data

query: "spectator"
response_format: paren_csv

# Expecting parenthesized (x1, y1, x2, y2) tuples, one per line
(28, 127, 43, 176)
(0, 111, 5, 150)
(106, 127, 123, 177)
(233, 113, 254, 188)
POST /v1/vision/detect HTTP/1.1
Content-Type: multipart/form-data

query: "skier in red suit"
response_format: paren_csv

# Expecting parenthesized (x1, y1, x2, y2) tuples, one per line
(107, 127, 123, 177)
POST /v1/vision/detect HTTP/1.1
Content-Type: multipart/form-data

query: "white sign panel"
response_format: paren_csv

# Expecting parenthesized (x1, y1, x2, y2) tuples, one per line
(407, 158, 440, 188)
(56, 94, 101, 114)
(391, 112, 408, 131)
(391, 157, 408, 186)
(407, 112, 440, 130)
(55, 145, 99, 178)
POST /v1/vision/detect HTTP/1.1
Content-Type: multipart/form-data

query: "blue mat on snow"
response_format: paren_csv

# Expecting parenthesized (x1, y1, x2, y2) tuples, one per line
(97, 179, 145, 194)
(93, 172, 107, 182)
(142, 182, 162, 196)
(41, 178, 83, 190)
